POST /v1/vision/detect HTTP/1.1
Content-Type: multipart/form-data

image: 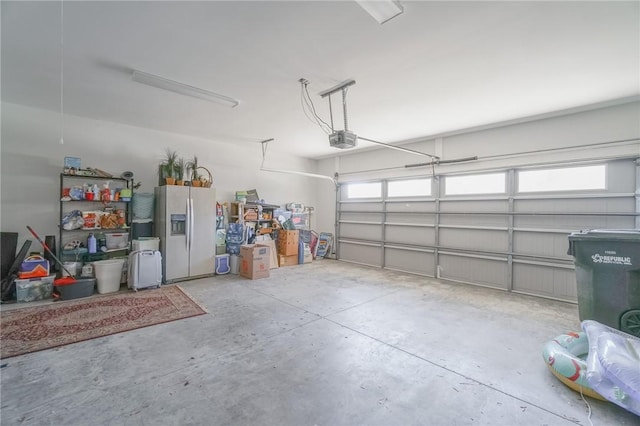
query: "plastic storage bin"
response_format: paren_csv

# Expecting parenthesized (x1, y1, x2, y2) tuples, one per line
(131, 220, 153, 239)
(132, 237, 160, 251)
(55, 278, 96, 300)
(94, 259, 125, 294)
(291, 212, 310, 230)
(132, 192, 154, 220)
(568, 229, 640, 337)
(15, 275, 55, 302)
(61, 261, 81, 277)
(215, 254, 230, 274)
(105, 232, 129, 249)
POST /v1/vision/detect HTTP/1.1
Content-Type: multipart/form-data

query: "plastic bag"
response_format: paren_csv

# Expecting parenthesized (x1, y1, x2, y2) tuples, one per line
(61, 210, 84, 230)
(582, 320, 640, 416)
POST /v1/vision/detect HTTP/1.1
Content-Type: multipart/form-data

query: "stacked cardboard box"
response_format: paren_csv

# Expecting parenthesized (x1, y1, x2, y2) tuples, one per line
(278, 254, 298, 267)
(256, 239, 279, 269)
(277, 230, 299, 266)
(243, 209, 258, 220)
(239, 244, 270, 280)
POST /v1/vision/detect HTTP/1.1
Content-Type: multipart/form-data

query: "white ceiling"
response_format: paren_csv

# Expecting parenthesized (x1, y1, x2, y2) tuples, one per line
(2, 1, 639, 159)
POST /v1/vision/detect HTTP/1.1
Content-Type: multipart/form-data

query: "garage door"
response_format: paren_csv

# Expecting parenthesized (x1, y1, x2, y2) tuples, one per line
(336, 159, 639, 302)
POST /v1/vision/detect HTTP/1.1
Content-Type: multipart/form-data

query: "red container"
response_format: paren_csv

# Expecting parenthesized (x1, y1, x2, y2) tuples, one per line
(85, 192, 95, 201)
(101, 188, 111, 202)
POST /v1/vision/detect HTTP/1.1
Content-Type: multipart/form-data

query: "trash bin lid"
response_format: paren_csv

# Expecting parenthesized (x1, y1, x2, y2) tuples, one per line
(568, 229, 640, 242)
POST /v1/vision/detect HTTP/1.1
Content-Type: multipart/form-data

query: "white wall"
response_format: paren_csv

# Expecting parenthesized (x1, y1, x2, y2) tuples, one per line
(313, 100, 640, 233)
(1, 102, 318, 250)
(3, 100, 638, 254)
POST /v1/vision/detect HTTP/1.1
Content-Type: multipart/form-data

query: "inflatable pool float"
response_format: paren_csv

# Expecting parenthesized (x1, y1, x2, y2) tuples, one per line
(542, 331, 606, 401)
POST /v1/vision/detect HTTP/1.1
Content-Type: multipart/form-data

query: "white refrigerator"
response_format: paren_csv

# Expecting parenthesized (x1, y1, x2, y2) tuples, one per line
(155, 185, 216, 283)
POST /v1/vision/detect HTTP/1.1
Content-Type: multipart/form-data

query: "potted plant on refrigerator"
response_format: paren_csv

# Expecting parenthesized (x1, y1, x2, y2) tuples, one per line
(175, 157, 186, 186)
(187, 155, 201, 187)
(159, 149, 178, 185)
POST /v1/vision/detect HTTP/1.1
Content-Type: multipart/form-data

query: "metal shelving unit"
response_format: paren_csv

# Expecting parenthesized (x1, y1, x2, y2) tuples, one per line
(229, 201, 279, 237)
(59, 173, 133, 263)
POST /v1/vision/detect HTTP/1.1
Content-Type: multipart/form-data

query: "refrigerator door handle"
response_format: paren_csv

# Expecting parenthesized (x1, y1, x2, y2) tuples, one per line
(185, 198, 190, 251)
(189, 198, 195, 251)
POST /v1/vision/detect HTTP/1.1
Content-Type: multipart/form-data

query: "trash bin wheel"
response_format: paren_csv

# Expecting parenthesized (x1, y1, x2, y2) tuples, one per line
(620, 309, 640, 338)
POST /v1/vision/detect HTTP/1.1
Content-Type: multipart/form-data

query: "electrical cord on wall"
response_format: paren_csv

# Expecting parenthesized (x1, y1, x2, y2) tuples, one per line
(59, 0, 64, 145)
(306, 82, 333, 132)
(300, 82, 320, 128)
(299, 78, 332, 134)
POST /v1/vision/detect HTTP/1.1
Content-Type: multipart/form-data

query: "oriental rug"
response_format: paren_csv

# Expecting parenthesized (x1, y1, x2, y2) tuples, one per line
(0, 285, 207, 359)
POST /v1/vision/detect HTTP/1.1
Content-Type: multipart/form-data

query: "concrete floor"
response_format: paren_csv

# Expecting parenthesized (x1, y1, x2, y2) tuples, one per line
(0, 260, 637, 425)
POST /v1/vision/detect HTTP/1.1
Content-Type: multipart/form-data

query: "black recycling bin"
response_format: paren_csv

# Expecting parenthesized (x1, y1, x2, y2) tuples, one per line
(567, 229, 640, 337)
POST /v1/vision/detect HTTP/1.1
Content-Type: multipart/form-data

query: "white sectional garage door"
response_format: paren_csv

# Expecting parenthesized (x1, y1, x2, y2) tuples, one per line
(336, 159, 639, 302)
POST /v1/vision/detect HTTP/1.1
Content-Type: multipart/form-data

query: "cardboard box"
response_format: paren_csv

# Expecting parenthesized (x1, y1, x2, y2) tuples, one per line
(256, 240, 279, 269)
(239, 244, 270, 280)
(244, 209, 258, 220)
(278, 230, 299, 256)
(278, 254, 298, 267)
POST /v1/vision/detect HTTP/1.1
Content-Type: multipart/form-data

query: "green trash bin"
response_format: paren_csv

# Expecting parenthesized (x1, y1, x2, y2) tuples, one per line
(567, 229, 640, 337)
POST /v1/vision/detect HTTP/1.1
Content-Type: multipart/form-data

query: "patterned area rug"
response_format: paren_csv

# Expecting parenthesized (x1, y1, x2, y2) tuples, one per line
(1, 285, 207, 359)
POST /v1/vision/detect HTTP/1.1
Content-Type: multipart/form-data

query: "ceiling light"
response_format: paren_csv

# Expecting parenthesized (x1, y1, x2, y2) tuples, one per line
(356, 0, 404, 24)
(132, 70, 239, 108)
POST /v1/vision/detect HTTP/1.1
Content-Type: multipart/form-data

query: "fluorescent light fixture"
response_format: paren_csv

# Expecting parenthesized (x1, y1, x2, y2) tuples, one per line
(132, 70, 239, 108)
(356, 0, 404, 24)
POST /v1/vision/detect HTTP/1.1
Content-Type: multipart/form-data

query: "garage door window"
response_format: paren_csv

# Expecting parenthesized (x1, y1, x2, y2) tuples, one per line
(518, 165, 606, 193)
(445, 173, 506, 195)
(347, 182, 382, 199)
(388, 178, 432, 197)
